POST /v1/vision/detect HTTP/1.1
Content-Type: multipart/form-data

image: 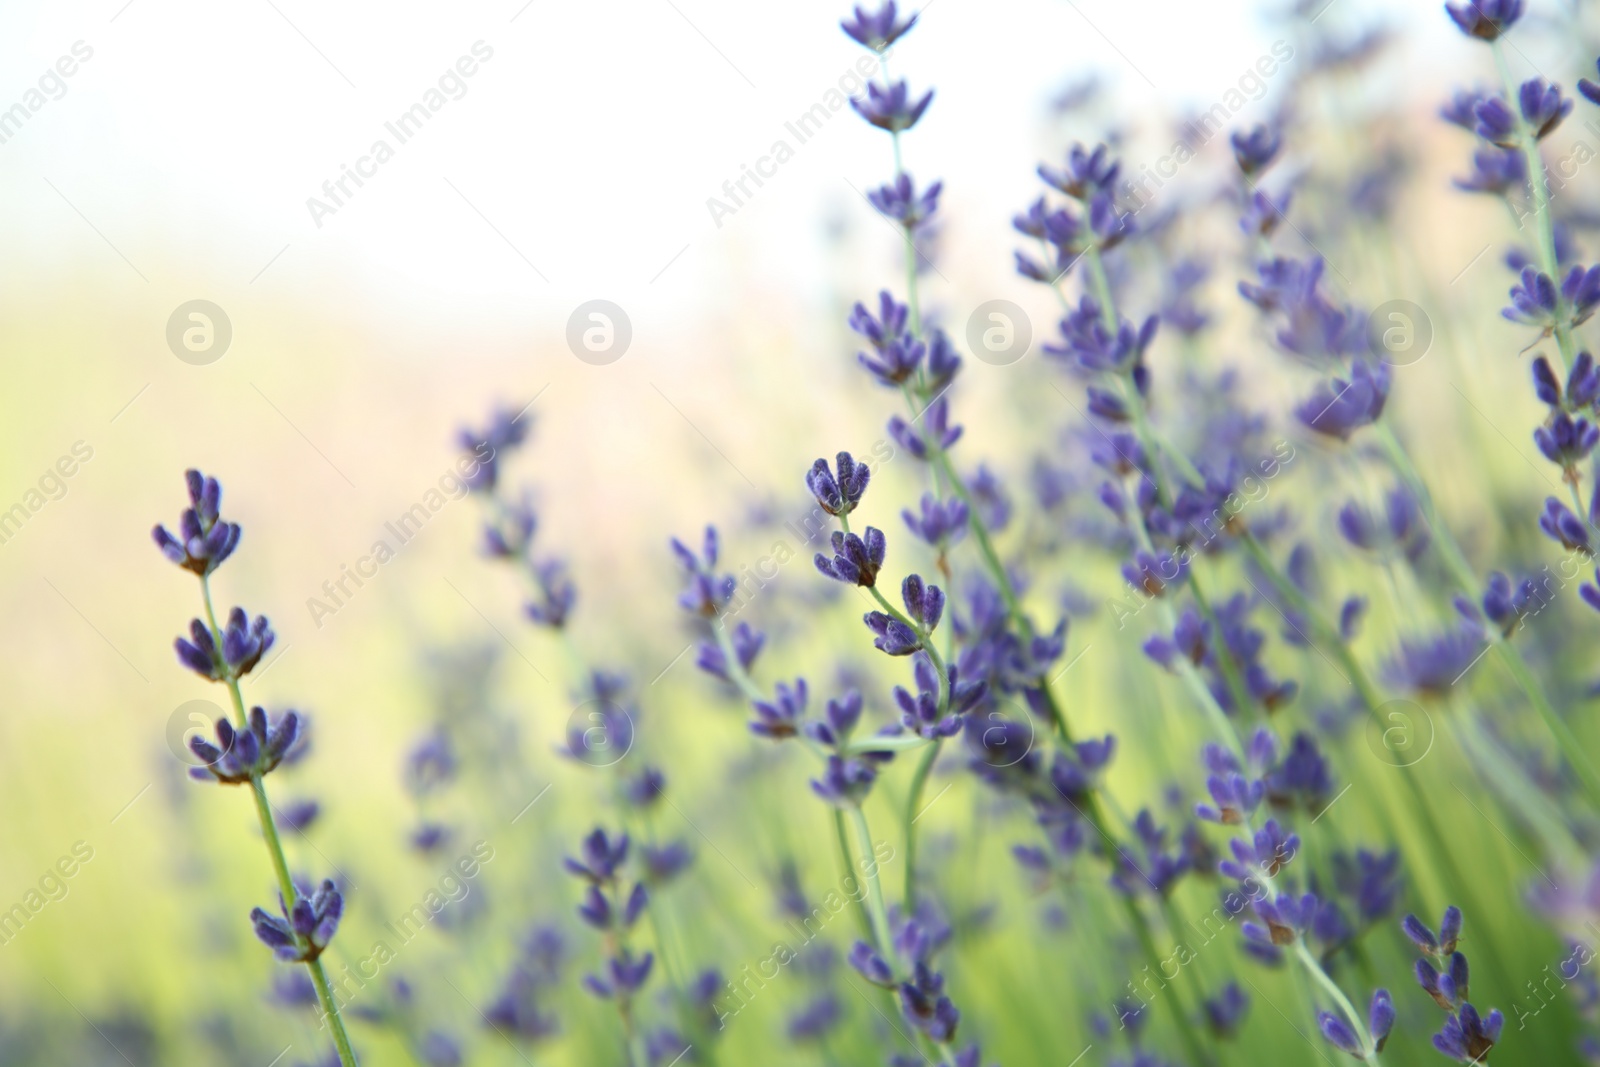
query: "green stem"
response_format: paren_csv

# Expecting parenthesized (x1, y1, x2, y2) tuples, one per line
(1490, 40, 1578, 367)
(902, 740, 941, 912)
(1080, 246, 1255, 717)
(1295, 940, 1382, 1065)
(198, 573, 360, 1066)
(849, 806, 892, 953)
(833, 810, 875, 944)
(309, 957, 362, 1066)
(1122, 892, 1211, 1067)
(1372, 421, 1600, 809)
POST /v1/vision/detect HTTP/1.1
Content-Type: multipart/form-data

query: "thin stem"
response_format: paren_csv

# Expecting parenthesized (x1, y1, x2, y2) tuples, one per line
(309, 957, 362, 1067)
(1373, 421, 1600, 808)
(1122, 892, 1211, 1067)
(902, 740, 941, 911)
(1295, 940, 1382, 1065)
(848, 807, 892, 953)
(1490, 40, 1578, 368)
(1079, 246, 1255, 717)
(834, 810, 876, 943)
(198, 572, 360, 1066)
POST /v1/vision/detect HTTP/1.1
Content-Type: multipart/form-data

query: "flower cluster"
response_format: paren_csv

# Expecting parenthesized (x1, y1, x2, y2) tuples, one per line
(1404, 907, 1504, 1063)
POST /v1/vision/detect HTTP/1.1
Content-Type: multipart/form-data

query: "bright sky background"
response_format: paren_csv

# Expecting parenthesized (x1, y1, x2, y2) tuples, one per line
(0, 0, 1445, 347)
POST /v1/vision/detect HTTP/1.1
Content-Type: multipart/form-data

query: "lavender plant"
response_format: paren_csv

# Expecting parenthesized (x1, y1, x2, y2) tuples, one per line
(152, 471, 360, 1065)
(109, 3, 1600, 1066)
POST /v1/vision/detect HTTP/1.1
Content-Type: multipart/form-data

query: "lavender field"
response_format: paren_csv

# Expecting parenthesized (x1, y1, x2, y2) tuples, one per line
(6, 0, 1600, 1064)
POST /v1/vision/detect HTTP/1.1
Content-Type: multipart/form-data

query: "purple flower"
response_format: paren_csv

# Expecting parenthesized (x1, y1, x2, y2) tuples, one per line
(696, 621, 765, 682)
(456, 405, 529, 492)
(1263, 732, 1335, 815)
(851, 79, 933, 132)
(1369, 988, 1395, 1051)
(174, 608, 274, 682)
(1440, 88, 1489, 128)
(564, 828, 629, 882)
(805, 689, 864, 748)
(152, 470, 241, 577)
(1383, 627, 1488, 696)
(1453, 145, 1525, 194)
(1218, 818, 1299, 880)
(1582, 57, 1600, 106)
(865, 611, 922, 655)
(1195, 768, 1263, 825)
(1504, 265, 1560, 327)
(670, 526, 736, 617)
(787, 993, 844, 1043)
(1043, 297, 1157, 376)
(1566, 264, 1600, 326)
(404, 732, 458, 797)
(524, 559, 576, 628)
(1481, 570, 1547, 635)
(1518, 77, 1573, 141)
(894, 652, 982, 738)
(1445, 0, 1522, 40)
(1432, 1002, 1503, 1063)
(869, 172, 942, 228)
(850, 290, 910, 348)
(810, 754, 879, 806)
(1536, 412, 1600, 468)
(1230, 124, 1281, 175)
(251, 879, 343, 962)
(848, 940, 895, 986)
(899, 963, 960, 1042)
(1318, 1011, 1362, 1057)
(888, 396, 964, 459)
(1122, 549, 1189, 597)
(1240, 189, 1292, 237)
(1337, 485, 1428, 559)
(277, 798, 320, 833)
(903, 493, 969, 547)
(1403, 905, 1463, 956)
(1243, 891, 1318, 946)
(808, 452, 872, 516)
(815, 528, 887, 586)
(583, 949, 654, 999)
(1038, 143, 1120, 199)
(560, 703, 633, 766)
(1295, 360, 1389, 440)
(189, 706, 301, 784)
(1538, 496, 1592, 553)
(750, 678, 808, 739)
(1533, 350, 1600, 410)
(840, 1, 918, 51)
(1471, 94, 1518, 147)
(1202, 982, 1250, 1039)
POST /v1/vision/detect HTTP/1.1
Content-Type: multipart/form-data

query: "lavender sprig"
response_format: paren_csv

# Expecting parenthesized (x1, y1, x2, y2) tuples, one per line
(153, 470, 360, 1065)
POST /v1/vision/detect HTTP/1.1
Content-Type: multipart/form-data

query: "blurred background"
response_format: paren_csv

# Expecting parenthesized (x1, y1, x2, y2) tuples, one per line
(6, 0, 1600, 1064)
